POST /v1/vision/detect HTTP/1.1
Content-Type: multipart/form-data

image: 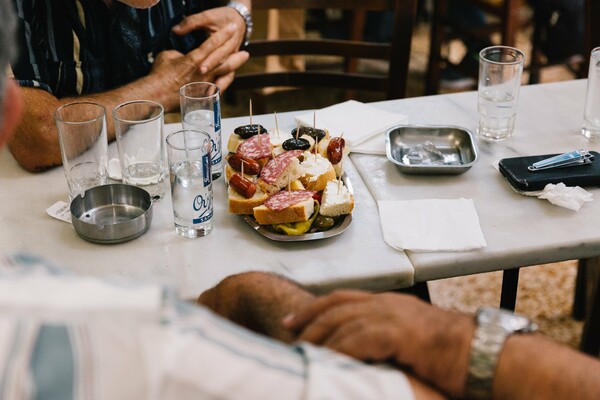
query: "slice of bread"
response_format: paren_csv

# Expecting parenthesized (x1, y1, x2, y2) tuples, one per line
(253, 197, 314, 225)
(320, 180, 354, 217)
(228, 185, 268, 215)
(299, 152, 336, 191)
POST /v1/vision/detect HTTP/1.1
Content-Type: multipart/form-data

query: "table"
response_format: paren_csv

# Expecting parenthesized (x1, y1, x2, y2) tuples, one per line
(352, 79, 600, 285)
(352, 79, 600, 315)
(0, 116, 413, 299)
(1, 79, 597, 302)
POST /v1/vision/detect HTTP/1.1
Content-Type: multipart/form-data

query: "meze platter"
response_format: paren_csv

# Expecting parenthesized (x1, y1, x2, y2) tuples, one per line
(224, 109, 354, 242)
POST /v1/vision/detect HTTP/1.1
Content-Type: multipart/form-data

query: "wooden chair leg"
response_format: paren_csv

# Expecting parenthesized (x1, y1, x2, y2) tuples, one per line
(425, 0, 447, 95)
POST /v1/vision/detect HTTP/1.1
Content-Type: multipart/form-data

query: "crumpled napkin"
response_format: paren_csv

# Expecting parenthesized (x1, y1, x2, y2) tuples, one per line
(378, 198, 487, 252)
(295, 100, 408, 155)
(522, 183, 593, 211)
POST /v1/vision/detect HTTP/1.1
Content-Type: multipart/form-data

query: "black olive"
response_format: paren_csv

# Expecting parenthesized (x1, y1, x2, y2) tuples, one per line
(282, 137, 311, 151)
(234, 124, 267, 139)
(313, 215, 335, 231)
(291, 127, 326, 142)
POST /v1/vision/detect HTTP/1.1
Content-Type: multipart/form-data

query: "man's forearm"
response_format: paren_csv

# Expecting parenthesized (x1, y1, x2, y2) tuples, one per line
(198, 272, 315, 343)
(9, 70, 179, 172)
(494, 334, 600, 400)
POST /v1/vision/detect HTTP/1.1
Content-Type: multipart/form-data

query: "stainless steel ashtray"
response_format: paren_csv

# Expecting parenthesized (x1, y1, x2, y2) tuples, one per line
(385, 125, 478, 174)
(70, 184, 153, 244)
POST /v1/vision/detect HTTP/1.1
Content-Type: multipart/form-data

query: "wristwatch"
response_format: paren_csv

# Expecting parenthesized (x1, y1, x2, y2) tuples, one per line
(465, 306, 538, 400)
(227, 1, 253, 47)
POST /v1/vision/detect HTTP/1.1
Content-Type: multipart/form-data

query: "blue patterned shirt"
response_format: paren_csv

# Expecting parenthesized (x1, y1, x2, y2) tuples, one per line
(10, 0, 220, 97)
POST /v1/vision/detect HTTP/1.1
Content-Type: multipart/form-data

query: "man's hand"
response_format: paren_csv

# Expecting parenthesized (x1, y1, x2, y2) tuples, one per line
(283, 290, 474, 398)
(172, 6, 248, 90)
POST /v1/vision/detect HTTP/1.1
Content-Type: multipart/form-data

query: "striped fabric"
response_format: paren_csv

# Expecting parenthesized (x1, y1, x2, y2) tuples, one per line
(0, 253, 414, 399)
(9, 0, 220, 97)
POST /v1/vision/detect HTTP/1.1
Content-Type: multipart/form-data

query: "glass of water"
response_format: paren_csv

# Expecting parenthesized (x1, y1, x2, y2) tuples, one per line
(113, 100, 166, 200)
(54, 101, 108, 200)
(179, 82, 222, 181)
(166, 129, 213, 238)
(477, 46, 525, 141)
(582, 47, 600, 139)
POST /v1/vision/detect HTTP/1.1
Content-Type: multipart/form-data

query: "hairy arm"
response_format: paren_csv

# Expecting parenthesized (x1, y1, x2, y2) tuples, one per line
(198, 272, 448, 400)
(9, 24, 248, 172)
(284, 291, 600, 400)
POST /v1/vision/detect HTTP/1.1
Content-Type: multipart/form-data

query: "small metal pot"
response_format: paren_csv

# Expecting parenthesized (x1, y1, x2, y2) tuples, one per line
(70, 184, 153, 244)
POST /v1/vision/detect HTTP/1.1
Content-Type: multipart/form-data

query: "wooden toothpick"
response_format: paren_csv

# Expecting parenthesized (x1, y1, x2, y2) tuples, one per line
(274, 111, 280, 139)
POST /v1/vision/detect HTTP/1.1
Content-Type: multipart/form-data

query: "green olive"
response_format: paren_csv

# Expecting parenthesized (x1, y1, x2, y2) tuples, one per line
(314, 215, 335, 231)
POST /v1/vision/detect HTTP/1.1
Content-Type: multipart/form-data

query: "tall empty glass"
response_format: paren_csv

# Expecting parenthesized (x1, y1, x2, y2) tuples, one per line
(582, 47, 600, 139)
(166, 129, 213, 238)
(477, 46, 525, 141)
(179, 82, 222, 180)
(113, 100, 166, 200)
(54, 102, 108, 200)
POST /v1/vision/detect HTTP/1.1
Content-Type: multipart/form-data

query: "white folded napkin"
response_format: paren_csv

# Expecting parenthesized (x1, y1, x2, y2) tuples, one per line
(295, 100, 408, 155)
(521, 183, 593, 211)
(378, 198, 487, 252)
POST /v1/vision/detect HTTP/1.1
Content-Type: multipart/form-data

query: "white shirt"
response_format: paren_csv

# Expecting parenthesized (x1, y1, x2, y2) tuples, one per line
(0, 253, 414, 399)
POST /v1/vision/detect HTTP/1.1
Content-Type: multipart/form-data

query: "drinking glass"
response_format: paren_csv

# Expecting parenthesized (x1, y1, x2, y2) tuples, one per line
(582, 47, 600, 139)
(179, 82, 222, 180)
(166, 129, 213, 238)
(54, 101, 108, 200)
(113, 100, 166, 200)
(477, 46, 525, 141)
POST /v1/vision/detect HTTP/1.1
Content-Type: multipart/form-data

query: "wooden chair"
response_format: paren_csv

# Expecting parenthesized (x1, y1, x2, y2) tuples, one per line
(425, 0, 526, 95)
(228, 0, 418, 114)
(528, 1, 587, 84)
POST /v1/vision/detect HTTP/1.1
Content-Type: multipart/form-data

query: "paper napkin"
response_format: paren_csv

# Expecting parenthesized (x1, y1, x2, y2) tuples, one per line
(378, 198, 487, 252)
(521, 182, 593, 211)
(295, 100, 408, 155)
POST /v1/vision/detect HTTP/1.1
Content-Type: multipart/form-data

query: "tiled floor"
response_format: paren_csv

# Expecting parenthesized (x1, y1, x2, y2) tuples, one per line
(222, 19, 586, 349)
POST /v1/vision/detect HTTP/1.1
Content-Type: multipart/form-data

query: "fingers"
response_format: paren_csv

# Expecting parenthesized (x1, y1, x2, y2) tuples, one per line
(172, 11, 211, 35)
(186, 23, 237, 74)
(210, 51, 249, 79)
(283, 290, 371, 332)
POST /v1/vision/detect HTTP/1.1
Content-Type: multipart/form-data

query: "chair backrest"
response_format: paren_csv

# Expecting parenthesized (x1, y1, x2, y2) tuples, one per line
(229, 0, 418, 102)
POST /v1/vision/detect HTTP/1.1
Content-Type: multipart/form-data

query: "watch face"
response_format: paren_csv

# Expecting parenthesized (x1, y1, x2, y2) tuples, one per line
(478, 307, 536, 333)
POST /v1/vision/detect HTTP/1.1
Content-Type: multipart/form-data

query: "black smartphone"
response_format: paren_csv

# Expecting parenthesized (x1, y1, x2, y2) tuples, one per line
(498, 151, 600, 192)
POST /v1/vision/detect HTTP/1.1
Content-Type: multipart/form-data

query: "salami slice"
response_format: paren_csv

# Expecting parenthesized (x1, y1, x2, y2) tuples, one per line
(265, 190, 316, 211)
(260, 149, 303, 184)
(237, 134, 271, 160)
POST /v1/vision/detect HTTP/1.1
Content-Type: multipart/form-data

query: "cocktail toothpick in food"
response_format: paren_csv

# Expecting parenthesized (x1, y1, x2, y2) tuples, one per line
(313, 111, 316, 129)
(295, 120, 300, 140)
(337, 159, 344, 194)
(274, 111, 280, 139)
(287, 170, 291, 191)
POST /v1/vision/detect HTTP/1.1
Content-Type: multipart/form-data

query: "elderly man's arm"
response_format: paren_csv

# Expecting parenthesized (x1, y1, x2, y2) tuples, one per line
(198, 271, 448, 400)
(9, 28, 248, 172)
(284, 290, 600, 400)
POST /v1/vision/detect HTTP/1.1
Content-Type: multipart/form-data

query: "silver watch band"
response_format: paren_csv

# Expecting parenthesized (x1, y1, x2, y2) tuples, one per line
(465, 307, 538, 400)
(227, 1, 253, 47)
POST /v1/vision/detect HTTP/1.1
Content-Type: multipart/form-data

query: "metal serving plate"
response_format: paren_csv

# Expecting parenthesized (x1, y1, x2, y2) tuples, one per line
(385, 125, 478, 174)
(242, 174, 353, 242)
